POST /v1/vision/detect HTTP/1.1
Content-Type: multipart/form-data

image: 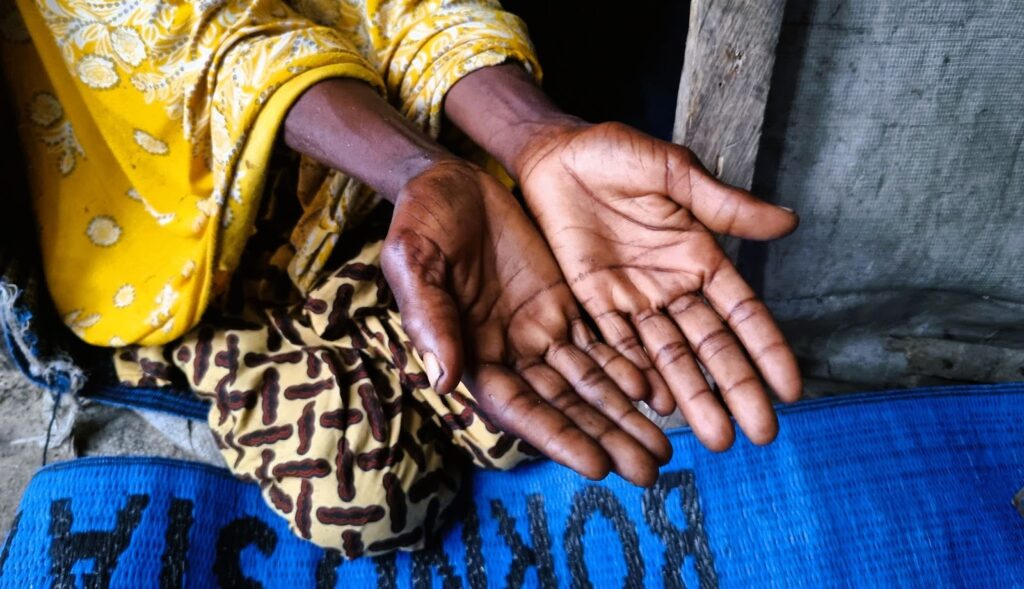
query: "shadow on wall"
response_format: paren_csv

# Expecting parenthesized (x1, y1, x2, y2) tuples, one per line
(742, 0, 815, 292)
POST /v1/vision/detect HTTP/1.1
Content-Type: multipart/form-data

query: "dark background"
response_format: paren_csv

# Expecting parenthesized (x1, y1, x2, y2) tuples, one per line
(501, 1, 690, 142)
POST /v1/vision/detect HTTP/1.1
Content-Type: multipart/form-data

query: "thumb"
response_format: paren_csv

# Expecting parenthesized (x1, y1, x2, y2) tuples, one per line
(381, 234, 464, 394)
(668, 145, 799, 241)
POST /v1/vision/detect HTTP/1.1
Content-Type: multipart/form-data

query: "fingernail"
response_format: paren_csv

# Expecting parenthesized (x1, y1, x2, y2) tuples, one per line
(779, 206, 795, 213)
(570, 319, 594, 348)
(423, 352, 442, 389)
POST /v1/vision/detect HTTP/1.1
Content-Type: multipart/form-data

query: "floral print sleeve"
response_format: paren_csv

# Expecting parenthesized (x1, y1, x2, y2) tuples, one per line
(0, 0, 383, 346)
(353, 0, 542, 135)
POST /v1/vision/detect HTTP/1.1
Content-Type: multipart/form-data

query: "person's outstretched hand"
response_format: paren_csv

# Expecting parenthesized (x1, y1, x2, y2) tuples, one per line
(516, 121, 802, 450)
(381, 160, 671, 485)
(445, 65, 803, 451)
(284, 78, 669, 485)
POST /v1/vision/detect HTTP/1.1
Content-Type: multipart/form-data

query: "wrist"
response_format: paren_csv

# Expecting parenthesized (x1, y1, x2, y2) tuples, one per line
(285, 78, 457, 202)
(392, 157, 482, 208)
(387, 151, 467, 202)
(503, 116, 590, 183)
(445, 64, 585, 181)
(498, 114, 587, 182)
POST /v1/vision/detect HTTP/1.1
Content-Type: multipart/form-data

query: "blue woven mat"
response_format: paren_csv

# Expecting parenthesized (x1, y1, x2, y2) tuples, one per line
(2, 383, 1023, 588)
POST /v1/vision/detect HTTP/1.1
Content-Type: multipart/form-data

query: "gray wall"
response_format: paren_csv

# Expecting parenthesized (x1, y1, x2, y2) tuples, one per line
(748, 0, 1024, 392)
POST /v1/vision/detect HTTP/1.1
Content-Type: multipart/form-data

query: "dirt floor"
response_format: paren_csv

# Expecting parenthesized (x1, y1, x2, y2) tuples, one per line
(0, 358, 214, 537)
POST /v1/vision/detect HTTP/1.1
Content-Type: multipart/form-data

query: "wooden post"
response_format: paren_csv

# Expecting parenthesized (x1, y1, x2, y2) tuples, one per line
(674, 0, 787, 258)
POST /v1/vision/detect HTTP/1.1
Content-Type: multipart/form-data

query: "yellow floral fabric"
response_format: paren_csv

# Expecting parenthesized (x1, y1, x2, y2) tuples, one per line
(0, 0, 538, 346)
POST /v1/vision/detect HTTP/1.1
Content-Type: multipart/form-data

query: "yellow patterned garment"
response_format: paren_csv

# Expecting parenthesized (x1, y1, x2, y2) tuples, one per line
(0, 0, 538, 346)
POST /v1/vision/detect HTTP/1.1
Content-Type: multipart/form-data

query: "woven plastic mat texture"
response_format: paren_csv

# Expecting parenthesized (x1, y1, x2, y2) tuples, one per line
(1, 383, 1022, 588)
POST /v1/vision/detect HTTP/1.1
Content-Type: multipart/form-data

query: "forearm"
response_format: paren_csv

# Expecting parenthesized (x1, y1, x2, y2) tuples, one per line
(444, 64, 583, 181)
(284, 78, 457, 202)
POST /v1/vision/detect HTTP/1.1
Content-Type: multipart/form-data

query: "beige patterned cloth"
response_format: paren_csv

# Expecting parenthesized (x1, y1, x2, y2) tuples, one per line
(116, 229, 535, 556)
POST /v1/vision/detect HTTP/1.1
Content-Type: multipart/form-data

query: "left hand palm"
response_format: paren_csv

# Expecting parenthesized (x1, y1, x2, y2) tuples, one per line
(518, 122, 802, 450)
